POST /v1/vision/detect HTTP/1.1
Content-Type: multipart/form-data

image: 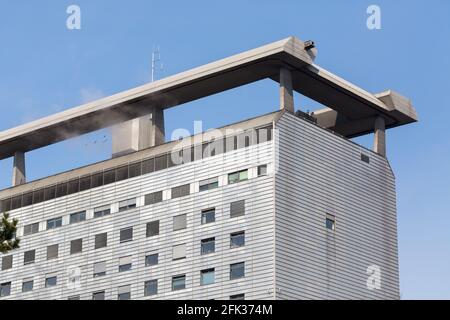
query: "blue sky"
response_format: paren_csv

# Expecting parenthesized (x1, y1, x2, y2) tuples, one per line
(0, 1, 449, 299)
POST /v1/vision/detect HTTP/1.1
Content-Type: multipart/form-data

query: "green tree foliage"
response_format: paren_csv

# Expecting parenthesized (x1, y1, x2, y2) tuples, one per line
(0, 213, 20, 254)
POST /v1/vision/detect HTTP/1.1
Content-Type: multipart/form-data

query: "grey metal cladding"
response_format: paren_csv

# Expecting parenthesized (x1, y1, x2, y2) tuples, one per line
(274, 112, 399, 300)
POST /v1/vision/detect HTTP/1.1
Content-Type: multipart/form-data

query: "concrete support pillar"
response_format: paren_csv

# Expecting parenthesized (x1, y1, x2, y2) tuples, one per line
(150, 107, 165, 147)
(112, 107, 165, 158)
(279, 67, 294, 113)
(12, 151, 26, 186)
(373, 116, 386, 157)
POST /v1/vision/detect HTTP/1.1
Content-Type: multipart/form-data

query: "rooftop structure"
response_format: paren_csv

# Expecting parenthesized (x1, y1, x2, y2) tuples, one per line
(0, 36, 417, 187)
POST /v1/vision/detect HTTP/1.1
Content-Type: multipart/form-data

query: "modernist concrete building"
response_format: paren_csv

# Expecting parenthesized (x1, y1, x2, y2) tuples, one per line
(0, 37, 417, 300)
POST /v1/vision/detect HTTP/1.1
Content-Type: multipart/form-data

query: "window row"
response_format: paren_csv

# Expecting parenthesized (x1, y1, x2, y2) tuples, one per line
(2, 201, 247, 272)
(19, 164, 266, 237)
(0, 125, 273, 212)
(0, 261, 246, 298)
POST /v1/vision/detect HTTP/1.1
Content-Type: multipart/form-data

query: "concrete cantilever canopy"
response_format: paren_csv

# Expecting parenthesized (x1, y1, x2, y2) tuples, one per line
(0, 36, 417, 160)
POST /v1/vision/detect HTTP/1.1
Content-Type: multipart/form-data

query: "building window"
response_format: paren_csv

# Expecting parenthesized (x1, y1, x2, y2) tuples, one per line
(201, 237, 215, 255)
(257, 164, 267, 176)
(230, 262, 245, 280)
(201, 208, 215, 225)
(146, 221, 159, 237)
(119, 198, 136, 212)
(92, 291, 105, 300)
(23, 222, 39, 236)
(69, 211, 86, 224)
(172, 275, 186, 291)
(230, 231, 245, 248)
(228, 169, 248, 184)
(93, 261, 106, 277)
(171, 184, 190, 199)
(68, 295, 80, 300)
(199, 177, 219, 192)
(119, 256, 132, 272)
(1, 255, 12, 271)
(118, 285, 131, 300)
(230, 200, 245, 218)
(95, 232, 108, 249)
(230, 293, 245, 300)
(47, 244, 59, 260)
(120, 227, 133, 243)
(173, 214, 187, 231)
(46, 217, 62, 230)
(22, 279, 34, 293)
(326, 214, 335, 231)
(94, 205, 111, 218)
(172, 244, 186, 260)
(145, 253, 158, 267)
(144, 280, 158, 296)
(200, 268, 215, 286)
(24, 250, 35, 265)
(144, 191, 163, 205)
(0, 282, 11, 297)
(361, 153, 370, 164)
(70, 239, 83, 255)
(45, 275, 57, 288)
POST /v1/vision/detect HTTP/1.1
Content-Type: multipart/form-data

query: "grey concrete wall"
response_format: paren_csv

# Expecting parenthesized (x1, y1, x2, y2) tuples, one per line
(274, 112, 399, 300)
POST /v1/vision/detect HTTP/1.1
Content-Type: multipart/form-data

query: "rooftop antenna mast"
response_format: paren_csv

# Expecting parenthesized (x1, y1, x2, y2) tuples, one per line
(151, 46, 163, 82)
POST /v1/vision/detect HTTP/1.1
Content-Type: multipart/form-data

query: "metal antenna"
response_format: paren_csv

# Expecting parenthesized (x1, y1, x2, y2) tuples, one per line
(151, 46, 162, 82)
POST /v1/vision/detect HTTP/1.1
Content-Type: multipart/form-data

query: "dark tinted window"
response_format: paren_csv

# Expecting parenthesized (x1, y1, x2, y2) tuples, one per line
(129, 162, 141, 178)
(142, 158, 154, 174)
(32, 189, 44, 204)
(116, 166, 128, 182)
(145, 191, 163, 205)
(146, 221, 159, 237)
(79, 176, 91, 191)
(103, 169, 116, 185)
(155, 155, 168, 171)
(91, 172, 104, 188)
(67, 179, 80, 195)
(56, 183, 68, 198)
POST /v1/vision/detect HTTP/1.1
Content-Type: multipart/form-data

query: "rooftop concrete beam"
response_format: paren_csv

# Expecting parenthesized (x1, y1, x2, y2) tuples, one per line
(0, 36, 418, 159)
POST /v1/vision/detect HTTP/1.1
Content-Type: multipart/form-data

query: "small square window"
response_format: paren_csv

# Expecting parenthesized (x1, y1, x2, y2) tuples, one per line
(2, 255, 13, 271)
(119, 256, 132, 272)
(326, 214, 335, 231)
(0, 282, 11, 297)
(46, 217, 62, 230)
(201, 238, 215, 255)
(144, 280, 158, 296)
(145, 191, 163, 205)
(361, 153, 370, 164)
(145, 253, 158, 267)
(230, 231, 245, 248)
(120, 227, 133, 243)
(92, 290, 105, 300)
(200, 268, 215, 286)
(94, 205, 111, 218)
(119, 198, 136, 212)
(95, 232, 108, 249)
(23, 222, 39, 236)
(47, 244, 59, 260)
(22, 279, 34, 293)
(70, 239, 83, 255)
(118, 285, 131, 300)
(230, 262, 245, 280)
(94, 261, 106, 277)
(146, 221, 159, 237)
(70, 211, 86, 224)
(257, 164, 267, 176)
(173, 214, 187, 231)
(172, 275, 186, 291)
(230, 293, 245, 300)
(24, 250, 35, 265)
(45, 276, 57, 288)
(199, 177, 219, 192)
(172, 244, 187, 260)
(201, 208, 215, 225)
(230, 200, 245, 218)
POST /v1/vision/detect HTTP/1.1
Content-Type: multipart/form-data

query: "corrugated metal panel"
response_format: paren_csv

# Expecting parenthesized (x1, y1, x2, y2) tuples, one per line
(274, 112, 399, 300)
